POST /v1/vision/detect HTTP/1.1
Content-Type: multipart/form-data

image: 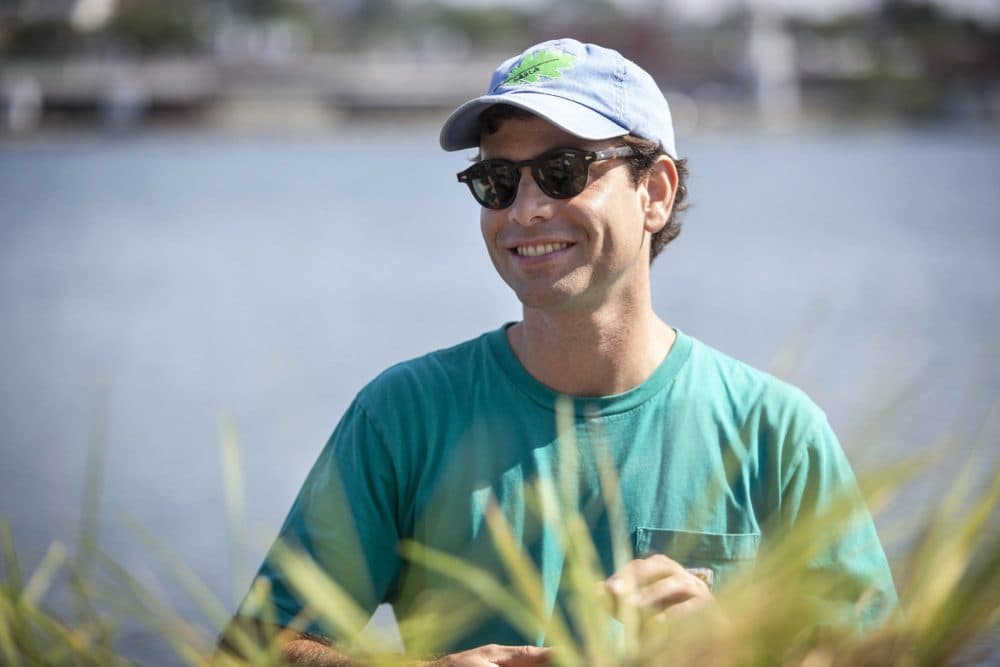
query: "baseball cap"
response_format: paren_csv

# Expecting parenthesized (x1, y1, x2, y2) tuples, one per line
(439, 38, 676, 157)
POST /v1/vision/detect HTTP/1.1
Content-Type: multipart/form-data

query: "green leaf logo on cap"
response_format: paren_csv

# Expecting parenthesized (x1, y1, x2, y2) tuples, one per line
(502, 48, 576, 86)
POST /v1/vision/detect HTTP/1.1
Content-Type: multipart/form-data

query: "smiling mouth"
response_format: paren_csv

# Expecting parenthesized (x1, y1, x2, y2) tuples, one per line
(514, 242, 573, 257)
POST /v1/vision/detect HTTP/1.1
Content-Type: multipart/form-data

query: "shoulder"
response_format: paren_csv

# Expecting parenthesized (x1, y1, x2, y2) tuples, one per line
(322, 331, 498, 479)
(353, 329, 496, 417)
(680, 333, 828, 432)
(676, 334, 858, 521)
(676, 333, 841, 479)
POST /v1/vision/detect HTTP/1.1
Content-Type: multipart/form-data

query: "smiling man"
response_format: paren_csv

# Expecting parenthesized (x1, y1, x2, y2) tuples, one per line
(227, 39, 897, 666)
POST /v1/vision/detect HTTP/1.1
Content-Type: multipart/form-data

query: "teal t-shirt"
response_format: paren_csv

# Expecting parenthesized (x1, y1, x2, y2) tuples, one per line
(240, 325, 897, 648)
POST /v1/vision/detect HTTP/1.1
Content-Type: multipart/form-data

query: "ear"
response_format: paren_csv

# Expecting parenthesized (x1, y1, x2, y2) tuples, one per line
(641, 156, 678, 235)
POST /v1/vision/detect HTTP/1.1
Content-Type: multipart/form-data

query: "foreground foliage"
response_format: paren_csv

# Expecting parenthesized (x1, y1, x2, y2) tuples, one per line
(2, 412, 998, 667)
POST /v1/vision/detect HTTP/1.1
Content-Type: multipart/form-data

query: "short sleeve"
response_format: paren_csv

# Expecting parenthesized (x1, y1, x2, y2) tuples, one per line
(235, 398, 403, 637)
(778, 419, 899, 629)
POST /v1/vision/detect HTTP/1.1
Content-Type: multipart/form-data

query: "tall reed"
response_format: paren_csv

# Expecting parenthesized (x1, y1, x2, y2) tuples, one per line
(2, 405, 998, 667)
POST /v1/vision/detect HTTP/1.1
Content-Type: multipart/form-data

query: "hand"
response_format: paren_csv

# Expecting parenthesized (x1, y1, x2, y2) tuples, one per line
(429, 644, 552, 667)
(602, 555, 715, 622)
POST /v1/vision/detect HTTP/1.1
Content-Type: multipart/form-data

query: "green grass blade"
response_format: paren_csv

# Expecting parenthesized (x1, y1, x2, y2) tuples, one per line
(119, 517, 231, 631)
(21, 541, 68, 608)
(394, 590, 491, 660)
(0, 521, 23, 595)
(265, 539, 383, 655)
(221, 576, 293, 665)
(399, 540, 545, 649)
(0, 524, 43, 664)
(585, 423, 640, 657)
(552, 397, 619, 664)
(70, 388, 112, 657)
(0, 593, 21, 666)
(78, 385, 109, 575)
(218, 414, 250, 610)
(90, 547, 218, 666)
(481, 497, 579, 663)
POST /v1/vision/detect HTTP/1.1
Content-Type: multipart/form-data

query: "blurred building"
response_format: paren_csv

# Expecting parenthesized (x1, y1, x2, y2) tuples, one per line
(1, 0, 999, 134)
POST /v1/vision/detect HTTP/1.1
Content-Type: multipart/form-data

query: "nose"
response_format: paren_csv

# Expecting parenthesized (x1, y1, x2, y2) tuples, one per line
(507, 167, 554, 227)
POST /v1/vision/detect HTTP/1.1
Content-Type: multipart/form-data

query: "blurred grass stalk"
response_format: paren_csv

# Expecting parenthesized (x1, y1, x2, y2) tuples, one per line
(1, 404, 998, 666)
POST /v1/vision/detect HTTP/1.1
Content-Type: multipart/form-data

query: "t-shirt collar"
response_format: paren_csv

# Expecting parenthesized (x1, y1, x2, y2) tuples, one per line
(486, 322, 693, 417)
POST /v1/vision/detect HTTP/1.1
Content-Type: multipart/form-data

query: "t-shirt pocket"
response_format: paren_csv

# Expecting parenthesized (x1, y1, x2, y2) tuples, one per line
(633, 528, 760, 591)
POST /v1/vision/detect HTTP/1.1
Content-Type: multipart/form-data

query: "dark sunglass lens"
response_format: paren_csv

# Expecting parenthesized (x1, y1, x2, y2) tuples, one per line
(470, 161, 518, 209)
(536, 150, 588, 199)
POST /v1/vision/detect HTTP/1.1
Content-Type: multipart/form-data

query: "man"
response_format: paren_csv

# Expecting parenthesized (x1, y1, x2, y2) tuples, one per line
(228, 39, 896, 665)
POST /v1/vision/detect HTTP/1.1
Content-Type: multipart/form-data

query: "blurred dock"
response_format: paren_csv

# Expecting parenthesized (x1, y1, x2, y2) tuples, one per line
(3, 0, 1000, 136)
(0, 54, 499, 133)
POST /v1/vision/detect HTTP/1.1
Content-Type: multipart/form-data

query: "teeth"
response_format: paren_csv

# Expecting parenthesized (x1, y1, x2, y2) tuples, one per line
(516, 242, 569, 257)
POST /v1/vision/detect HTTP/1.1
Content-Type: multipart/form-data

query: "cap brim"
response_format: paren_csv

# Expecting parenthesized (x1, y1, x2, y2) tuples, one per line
(439, 92, 630, 151)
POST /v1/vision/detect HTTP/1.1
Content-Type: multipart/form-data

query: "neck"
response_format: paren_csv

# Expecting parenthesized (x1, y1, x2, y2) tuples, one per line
(508, 297, 675, 397)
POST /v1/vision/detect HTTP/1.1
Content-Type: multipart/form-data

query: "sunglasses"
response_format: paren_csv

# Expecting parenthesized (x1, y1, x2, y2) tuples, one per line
(457, 146, 635, 210)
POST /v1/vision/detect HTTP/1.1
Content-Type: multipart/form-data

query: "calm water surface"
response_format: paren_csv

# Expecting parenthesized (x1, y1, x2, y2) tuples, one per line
(1, 125, 998, 663)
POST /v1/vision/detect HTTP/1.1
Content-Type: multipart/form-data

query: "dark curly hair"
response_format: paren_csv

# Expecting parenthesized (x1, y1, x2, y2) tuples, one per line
(477, 104, 689, 264)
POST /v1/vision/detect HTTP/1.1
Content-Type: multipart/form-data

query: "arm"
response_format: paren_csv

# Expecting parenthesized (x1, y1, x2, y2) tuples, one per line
(277, 639, 551, 667)
(228, 399, 404, 648)
(217, 616, 367, 666)
(278, 632, 363, 667)
(775, 420, 899, 628)
(216, 619, 344, 665)
(218, 618, 551, 667)
(226, 397, 552, 665)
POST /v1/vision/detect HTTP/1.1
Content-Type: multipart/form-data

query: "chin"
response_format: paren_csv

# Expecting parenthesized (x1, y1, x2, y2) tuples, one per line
(512, 286, 582, 312)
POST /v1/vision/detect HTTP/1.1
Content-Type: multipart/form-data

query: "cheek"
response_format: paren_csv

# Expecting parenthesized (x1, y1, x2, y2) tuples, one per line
(570, 187, 620, 234)
(480, 211, 503, 252)
(480, 209, 493, 239)
(574, 188, 644, 248)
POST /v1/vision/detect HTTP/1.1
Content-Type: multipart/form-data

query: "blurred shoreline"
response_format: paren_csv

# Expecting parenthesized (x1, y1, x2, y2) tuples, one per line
(3, 1, 999, 137)
(3, 49, 999, 137)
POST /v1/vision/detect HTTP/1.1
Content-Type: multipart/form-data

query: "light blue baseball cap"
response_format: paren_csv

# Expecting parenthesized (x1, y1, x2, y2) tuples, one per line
(439, 38, 676, 157)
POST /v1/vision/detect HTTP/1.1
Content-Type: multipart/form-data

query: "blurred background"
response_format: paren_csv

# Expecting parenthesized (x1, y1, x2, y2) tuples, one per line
(3, 0, 1000, 133)
(1, 0, 999, 664)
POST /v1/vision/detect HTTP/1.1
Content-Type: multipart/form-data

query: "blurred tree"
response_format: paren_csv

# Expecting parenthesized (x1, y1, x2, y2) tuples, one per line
(241, 0, 301, 20)
(106, 2, 207, 56)
(428, 5, 538, 51)
(787, 0, 1000, 122)
(4, 18, 84, 57)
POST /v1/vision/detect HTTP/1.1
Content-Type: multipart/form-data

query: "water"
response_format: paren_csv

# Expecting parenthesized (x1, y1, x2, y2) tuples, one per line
(1, 125, 999, 663)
